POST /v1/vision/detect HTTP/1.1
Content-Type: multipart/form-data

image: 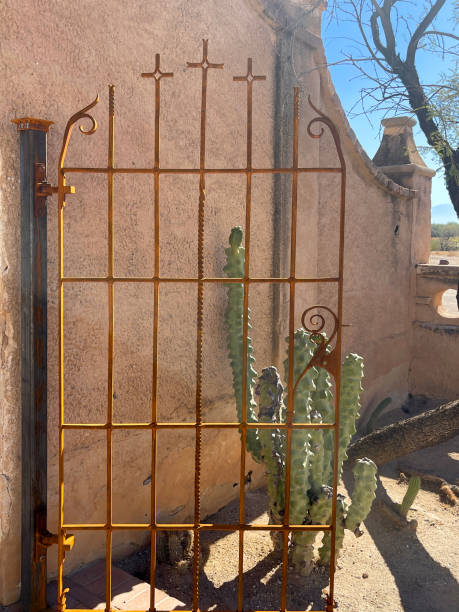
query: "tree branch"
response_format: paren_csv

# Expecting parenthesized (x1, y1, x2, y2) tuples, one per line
(326, 1, 459, 212)
(370, 0, 397, 60)
(370, 8, 388, 56)
(421, 30, 459, 44)
(353, 0, 395, 73)
(406, 0, 447, 66)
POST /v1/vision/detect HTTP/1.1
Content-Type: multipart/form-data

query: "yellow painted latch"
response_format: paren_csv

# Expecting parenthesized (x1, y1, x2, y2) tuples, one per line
(34, 162, 75, 200)
(36, 530, 74, 555)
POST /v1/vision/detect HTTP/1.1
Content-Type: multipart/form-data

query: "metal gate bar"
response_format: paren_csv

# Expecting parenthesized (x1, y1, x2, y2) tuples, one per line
(233, 56, 267, 612)
(280, 86, 299, 611)
(141, 52, 173, 612)
(56, 40, 346, 612)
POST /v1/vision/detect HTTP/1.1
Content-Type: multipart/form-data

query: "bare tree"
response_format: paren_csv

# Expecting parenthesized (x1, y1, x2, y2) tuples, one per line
(329, 0, 459, 215)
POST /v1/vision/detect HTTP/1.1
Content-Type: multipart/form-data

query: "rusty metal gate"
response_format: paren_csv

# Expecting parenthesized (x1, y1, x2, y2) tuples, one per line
(56, 41, 346, 612)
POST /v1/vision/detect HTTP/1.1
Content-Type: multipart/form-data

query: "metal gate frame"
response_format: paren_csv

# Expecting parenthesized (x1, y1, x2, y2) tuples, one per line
(56, 40, 346, 612)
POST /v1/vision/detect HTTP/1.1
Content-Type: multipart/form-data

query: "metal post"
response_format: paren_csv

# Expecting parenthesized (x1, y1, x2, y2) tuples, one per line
(12, 117, 53, 611)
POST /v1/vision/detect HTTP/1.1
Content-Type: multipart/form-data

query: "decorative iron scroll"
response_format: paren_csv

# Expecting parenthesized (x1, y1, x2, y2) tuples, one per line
(58, 95, 99, 170)
(291, 305, 340, 396)
(56, 39, 346, 612)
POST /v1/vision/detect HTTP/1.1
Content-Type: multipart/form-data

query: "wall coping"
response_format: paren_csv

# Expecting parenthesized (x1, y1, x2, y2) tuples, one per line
(334, 124, 418, 199)
(414, 320, 459, 335)
(379, 163, 436, 179)
(312, 48, 417, 200)
(416, 264, 459, 279)
(381, 116, 416, 128)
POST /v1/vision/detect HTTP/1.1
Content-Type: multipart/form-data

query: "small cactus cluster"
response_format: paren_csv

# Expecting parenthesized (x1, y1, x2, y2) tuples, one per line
(224, 227, 377, 575)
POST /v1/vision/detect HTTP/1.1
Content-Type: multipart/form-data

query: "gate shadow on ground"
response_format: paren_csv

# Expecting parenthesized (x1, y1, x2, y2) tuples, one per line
(197, 550, 329, 611)
(156, 549, 329, 611)
(342, 468, 459, 612)
(153, 489, 329, 611)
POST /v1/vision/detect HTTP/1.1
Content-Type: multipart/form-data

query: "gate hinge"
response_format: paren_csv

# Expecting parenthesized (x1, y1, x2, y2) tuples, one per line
(36, 529, 75, 552)
(34, 162, 75, 198)
(35, 182, 76, 197)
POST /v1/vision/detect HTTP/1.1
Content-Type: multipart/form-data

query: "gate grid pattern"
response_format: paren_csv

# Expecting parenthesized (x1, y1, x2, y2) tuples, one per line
(56, 40, 346, 612)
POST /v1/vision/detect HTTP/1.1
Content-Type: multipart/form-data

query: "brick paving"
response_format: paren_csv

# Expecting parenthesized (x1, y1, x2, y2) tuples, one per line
(45, 559, 185, 610)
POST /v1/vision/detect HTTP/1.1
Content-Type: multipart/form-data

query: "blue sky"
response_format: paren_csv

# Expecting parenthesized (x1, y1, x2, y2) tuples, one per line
(321, 2, 457, 207)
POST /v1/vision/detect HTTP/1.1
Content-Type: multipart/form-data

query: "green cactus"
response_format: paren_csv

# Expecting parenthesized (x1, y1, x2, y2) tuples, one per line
(336, 354, 364, 481)
(224, 227, 262, 462)
(223, 227, 378, 575)
(283, 331, 315, 538)
(255, 367, 285, 528)
(398, 476, 421, 518)
(318, 494, 347, 566)
(312, 366, 334, 488)
(345, 458, 378, 536)
(293, 485, 333, 575)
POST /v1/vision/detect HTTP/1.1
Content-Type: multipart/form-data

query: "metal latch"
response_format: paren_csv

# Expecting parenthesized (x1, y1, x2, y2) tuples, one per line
(37, 530, 74, 551)
(34, 162, 75, 208)
(35, 529, 75, 564)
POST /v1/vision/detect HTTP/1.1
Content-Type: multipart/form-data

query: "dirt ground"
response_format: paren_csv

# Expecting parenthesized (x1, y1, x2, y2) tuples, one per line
(118, 447, 458, 611)
(113, 395, 459, 612)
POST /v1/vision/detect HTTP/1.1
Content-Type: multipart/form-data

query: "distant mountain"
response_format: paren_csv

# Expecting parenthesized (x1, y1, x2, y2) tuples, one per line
(431, 203, 458, 224)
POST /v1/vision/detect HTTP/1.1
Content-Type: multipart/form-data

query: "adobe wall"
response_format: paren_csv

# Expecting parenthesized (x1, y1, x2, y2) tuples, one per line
(312, 41, 426, 416)
(411, 265, 459, 400)
(1, 0, 315, 601)
(0, 0, 437, 604)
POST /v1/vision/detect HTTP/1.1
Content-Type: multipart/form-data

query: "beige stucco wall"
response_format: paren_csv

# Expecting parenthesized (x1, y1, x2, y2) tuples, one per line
(314, 55, 422, 414)
(0, 0, 443, 605)
(1, 0, 278, 602)
(411, 265, 459, 400)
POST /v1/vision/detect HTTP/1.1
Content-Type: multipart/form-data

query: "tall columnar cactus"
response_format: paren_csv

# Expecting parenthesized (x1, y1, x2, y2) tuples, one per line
(294, 485, 333, 575)
(255, 367, 285, 528)
(224, 227, 262, 462)
(344, 458, 378, 536)
(311, 365, 334, 488)
(337, 354, 365, 481)
(224, 227, 378, 575)
(283, 331, 316, 545)
(318, 494, 347, 567)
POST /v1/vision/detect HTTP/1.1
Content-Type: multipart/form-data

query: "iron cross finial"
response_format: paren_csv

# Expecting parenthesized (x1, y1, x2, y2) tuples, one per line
(233, 58, 266, 83)
(141, 53, 174, 81)
(187, 39, 224, 70)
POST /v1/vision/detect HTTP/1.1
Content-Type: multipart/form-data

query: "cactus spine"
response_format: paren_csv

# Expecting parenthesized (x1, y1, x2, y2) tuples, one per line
(224, 228, 378, 575)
